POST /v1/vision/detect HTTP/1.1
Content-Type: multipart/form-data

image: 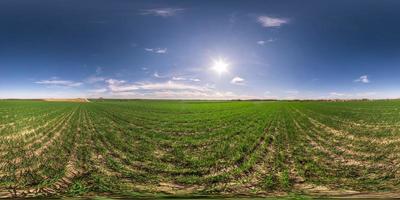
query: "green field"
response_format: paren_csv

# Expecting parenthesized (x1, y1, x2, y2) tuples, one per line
(1, 100, 400, 198)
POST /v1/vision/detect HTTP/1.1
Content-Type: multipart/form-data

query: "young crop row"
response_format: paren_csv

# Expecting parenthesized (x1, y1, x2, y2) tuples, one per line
(0, 100, 399, 198)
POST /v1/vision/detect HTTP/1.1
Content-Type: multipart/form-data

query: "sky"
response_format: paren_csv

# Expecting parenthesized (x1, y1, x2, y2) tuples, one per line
(1, 0, 400, 99)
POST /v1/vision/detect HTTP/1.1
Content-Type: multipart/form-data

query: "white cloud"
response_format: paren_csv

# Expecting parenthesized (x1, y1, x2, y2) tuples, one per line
(354, 75, 370, 83)
(110, 91, 138, 96)
(104, 79, 256, 99)
(230, 76, 245, 85)
(172, 77, 201, 82)
(153, 71, 168, 78)
(172, 76, 186, 81)
(327, 91, 377, 99)
(144, 48, 167, 54)
(35, 78, 82, 87)
(257, 39, 275, 45)
(106, 79, 139, 92)
(258, 16, 288, 27)
(155, 48, 167, 53)
(106, 79, 208, 93)
(140, 8, 184, 17)
(139, 81, 209, 91)
(257, 39, 275, 46)
(257, 40, 266, 45)
(136, 90, 256, 100)
(189, 78, 201, 82)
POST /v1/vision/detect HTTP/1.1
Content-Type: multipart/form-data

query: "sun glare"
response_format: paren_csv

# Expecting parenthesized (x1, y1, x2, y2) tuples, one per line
(211, 59, 229, 75)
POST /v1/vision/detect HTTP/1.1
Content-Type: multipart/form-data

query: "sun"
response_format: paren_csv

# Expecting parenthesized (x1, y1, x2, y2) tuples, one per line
(211, 58, 229, 75)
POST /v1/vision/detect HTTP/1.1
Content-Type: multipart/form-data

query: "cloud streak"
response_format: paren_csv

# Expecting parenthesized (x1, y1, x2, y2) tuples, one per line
(106, 79, 208, 93)
(257, 40, 266, 45)
(230, 76, 245, 85)
(172, 76, 201, 82)
(258, 16, 288, 27)
(140, 8, 184, 17)
(145, 48, 167, 54)
(35, 78, 82, 87)
(354, 75, 370, 83)
(103, 79, 256, 99)
(327, 91, 377, 99)
(153, 71, 169, 78)
(257, 39, 274, 45)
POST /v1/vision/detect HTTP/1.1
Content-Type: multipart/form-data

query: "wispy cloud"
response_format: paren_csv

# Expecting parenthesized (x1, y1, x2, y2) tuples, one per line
(145, 48, 167, 54)
(106, 79, 210, 94)
(257, 40, 266, 45)
(140, 8, 184, 17)
(354, 75, 370, 83)
(190, 78, 201, 82)
(326, 91, 377, 99)
(230, 76, 245, 85)
(104, 79, 256, 99)
(258, 16, 288, 27)
(172, 76, 186, 81)
(35, 78, 82, 87)
(106, 79, 139, 92)
(154, 72, 161, 78)
(172, 76, 201, 82)
(153, 71, 168, 78)
(257, 39, 275, 45)
(139, 81, 208, 91)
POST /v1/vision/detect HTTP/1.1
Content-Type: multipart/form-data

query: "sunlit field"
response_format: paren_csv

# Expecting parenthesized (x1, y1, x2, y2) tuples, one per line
(1, 100, 400, 198)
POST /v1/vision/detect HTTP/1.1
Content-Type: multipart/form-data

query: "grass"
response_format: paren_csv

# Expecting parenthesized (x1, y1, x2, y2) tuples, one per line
(0, 99, 400, 198)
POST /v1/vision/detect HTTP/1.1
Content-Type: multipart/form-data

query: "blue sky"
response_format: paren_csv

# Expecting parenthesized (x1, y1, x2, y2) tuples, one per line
(1, 0, 400, 99)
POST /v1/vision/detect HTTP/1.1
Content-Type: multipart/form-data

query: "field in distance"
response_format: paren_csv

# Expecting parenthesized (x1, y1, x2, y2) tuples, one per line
(1, 99, 400, 198)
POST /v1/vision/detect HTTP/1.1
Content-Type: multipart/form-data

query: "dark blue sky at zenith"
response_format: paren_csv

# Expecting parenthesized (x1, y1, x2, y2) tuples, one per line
(1, 0, 400, 99)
